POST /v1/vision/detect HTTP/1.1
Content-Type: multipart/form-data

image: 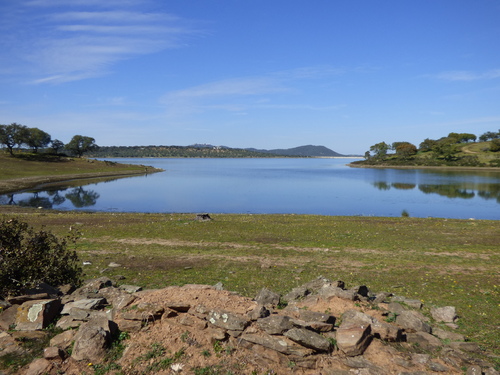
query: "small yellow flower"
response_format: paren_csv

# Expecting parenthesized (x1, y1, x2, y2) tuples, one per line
(88, 363, 93, 366)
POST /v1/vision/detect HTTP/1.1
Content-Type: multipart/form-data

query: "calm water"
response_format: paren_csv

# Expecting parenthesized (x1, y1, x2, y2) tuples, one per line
(2, 158, 500, 219)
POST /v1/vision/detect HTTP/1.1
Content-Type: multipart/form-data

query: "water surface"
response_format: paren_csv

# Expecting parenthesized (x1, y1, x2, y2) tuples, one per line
(2, 158, 499, 219)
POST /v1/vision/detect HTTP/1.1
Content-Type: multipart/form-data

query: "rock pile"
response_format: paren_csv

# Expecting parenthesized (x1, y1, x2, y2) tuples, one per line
(0, 276, 498, 374)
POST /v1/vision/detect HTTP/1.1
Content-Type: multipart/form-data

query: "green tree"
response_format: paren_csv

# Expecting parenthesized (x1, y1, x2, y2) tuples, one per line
(419, 138, 437, 152)
(490, 138, 500, 152)
(50, 139, 65, 154)
(369, 142, 389, 159)
(65, 135, 98, 157)
(433, 138, 458, 160)
(0, 123, 28, 155)
(26, 127, 51, 153)
(395, 142, 417, 159)
(479, 130, 500, 142)
(0, 218, 82, 296)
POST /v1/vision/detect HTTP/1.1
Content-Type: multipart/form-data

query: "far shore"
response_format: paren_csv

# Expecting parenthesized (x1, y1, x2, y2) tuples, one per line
(348, 162, 500, 171)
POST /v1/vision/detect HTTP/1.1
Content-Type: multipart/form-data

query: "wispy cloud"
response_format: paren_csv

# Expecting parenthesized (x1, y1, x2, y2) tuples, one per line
(436, 69, 500, 81)
(0, 1, 200, 84)
(161, 66, 347, 116)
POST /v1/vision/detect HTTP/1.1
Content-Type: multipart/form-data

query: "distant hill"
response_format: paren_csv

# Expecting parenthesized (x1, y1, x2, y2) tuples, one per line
(248, 145, 344, 157)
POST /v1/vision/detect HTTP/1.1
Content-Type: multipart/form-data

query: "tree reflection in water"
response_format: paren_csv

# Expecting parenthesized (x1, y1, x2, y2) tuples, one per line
(0, 186, 100, 209)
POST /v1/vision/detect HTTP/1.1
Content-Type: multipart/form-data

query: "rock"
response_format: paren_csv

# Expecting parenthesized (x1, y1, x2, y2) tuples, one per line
(165, 302, 191, 312)
(428, 361, 449, 372)
(342, 357, 386, 375)
(7, 293, 50, 305)
(0, 305, 18, 331)
(372, 292, 392, 304)
(240, 333, 314, 356)
(282, 286, 310, 302)
(15, 299, 61, 330)
(448, 341, 482, 353)
(50, 329, 77, 350)
(431, 306, 457, 323)
(24, 358, 52, 375)
(336, 322, 372, 356)
(406, 331, 443, 349)
(247, 304, 270, 320)
(284, 327, 332, 352)
(392, 296, 423, 309)
(432, 327, 465, 341)
(342, 309, 402, 342)
(71, 318, 114, 362)
(121, 303, 164, 321)
(348, 285, 369, 298)
(466, 365, 483, 375)
(118, 285, 142, 293)
(395, 310, 432, 333)
(387, 301, 407, 314)
(43, 346, 65, 360)
(319, 286, 357, 301)
(115, 318, 143, 333)
(108, 262, 121, 268)
(0, 331, 25, 356)
(208, 310, 250, 331)
(61, 298, 106, 314)
(296, 309, 335, 324)
(255, 288, 281, 306)
(257, 315, 294, 335)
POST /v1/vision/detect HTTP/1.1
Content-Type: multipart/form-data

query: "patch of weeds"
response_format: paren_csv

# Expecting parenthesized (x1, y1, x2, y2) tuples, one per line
(287, 361, 296, 368)
(277, 300, 288, 309)
(201, 349, 211, 357)
(213, 340, 224, 354)
(193, 365, 223, 375)
(144, 347, 185, 374)
(385, 312, 398, 323)
(105, 331, 129, 362)
(327, 337, 337, 350)
(181, 330, 190, 342)
(92, 362, 122, 375)
(138, 343, 166, 361)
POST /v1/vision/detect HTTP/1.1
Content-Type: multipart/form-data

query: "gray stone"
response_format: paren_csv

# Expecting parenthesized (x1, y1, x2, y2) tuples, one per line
(7, 293, 50, 305)
(432, 327, 465, 341)
(240, 333, 314, 356)
(466, 365, 483, 375)
(448, 341, 482, 353)
(61, 298, 106, 314)
(257, 315, 294, 334)
(342, 309, 402, 342)
(43, 346, 65, 360)
(336, 322, 372, 356)
(247, 305, 270, 320)
(431, 306, 457, 323)
(282, 286, 311, 302)
(71, 317, 115, 362)
(300, 276, 333, 292)
(387, 302, 407, 314)
(255, 288, 281, 306)
(395, 310, 432, 333)
(406, 331, 443, 349)
(121, 303, 164, 321)
(296, 309, 335, 324)
(15, 299, 61, 330)
(0, 305, 18, 331)
(392, 296, 423, 309)
(342, 357, 386, 375)
(372, 292, 392, 304)
(284, 327, 332, 352)
(24, 358, 52, 375)
(208, 310, 249, 331)
(319, 286, 357, 301)
(427, 361, 449, 372)
(50, 329, 77, 350)
(0, 331, 25, 356)
(118, 285, 142, 293)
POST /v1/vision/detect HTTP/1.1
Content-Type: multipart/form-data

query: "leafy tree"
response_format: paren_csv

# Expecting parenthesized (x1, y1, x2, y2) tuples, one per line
(448, 132, 477, 144)
(433, 138, 458, 160)
(369, 142, 390, 159)
(50, 139, 65, 154)
(0, 218, 82, 297)
(395, 142, 417, 159)
(0, 123, 28, 155)
(65, 135, 98, 157)
(26, 127, 51, 153)
(419, 138, 437, 152)
(490, 138, 500, 152)
(479, 130, 500, 142)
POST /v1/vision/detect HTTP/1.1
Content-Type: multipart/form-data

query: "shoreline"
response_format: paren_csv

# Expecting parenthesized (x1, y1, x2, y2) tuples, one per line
(348, 162, 500, 171)
(0, 169, 163, 195)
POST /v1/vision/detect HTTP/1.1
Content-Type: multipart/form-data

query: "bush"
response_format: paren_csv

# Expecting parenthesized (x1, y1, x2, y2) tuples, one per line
(0, 218, 82, 297)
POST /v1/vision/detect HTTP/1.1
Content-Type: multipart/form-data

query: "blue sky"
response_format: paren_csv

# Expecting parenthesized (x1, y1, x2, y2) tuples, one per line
(1, 0, 499, 155)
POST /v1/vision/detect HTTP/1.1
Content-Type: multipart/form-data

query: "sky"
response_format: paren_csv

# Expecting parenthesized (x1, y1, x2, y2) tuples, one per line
(0, 0, 499, 155)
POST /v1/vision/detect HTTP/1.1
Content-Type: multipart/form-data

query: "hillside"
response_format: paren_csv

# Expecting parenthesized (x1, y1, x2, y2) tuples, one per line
(248, 145, 344, 157)
(87, 144, 347, 158)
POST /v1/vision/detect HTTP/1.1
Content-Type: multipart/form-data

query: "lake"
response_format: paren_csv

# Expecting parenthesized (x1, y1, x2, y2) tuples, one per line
(2, 158, 500, 219)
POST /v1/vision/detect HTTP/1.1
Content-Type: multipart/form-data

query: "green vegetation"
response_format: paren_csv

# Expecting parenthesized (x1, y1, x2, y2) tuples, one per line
(1, 208, 498, 357)
(355, 129, 500, 168)
(88, 145, 286, 158)
(0, 152, 162, 195)
(0, 218, 82, 296)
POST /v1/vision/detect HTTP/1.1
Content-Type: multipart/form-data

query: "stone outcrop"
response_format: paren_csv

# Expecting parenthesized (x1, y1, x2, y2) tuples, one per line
(0, 276, 498, 375)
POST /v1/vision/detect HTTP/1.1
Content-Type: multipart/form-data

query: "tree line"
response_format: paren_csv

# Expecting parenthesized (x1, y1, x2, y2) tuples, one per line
(359, 129, 500, 168)
(0, 123, 98, 158)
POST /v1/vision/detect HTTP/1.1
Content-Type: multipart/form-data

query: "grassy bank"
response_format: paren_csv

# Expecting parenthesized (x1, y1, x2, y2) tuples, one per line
(0, 152, 162, 194)
(1, 207, 498, 361)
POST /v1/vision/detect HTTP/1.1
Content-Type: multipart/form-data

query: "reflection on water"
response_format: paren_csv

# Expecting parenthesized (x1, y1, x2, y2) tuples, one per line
(1, 186, 100, 209)
(1, 158, 499, 219)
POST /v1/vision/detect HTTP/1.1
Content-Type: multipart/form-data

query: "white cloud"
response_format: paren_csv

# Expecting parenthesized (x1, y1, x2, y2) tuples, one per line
(0, 1, 200, 84)
(436, 69, 500, 81)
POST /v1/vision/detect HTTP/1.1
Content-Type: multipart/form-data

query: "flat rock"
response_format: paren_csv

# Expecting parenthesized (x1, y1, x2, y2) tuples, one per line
(431, 306, 457, 323)
(257, 315, 294, 335)
(50, 329, 77, 350)
(255, 288, 281, 306)
(396, 310, 431, 333)
(406, 331, 443, 349)
(208, 310, 250, 331)
(61, 298, 106, 315)
(240, 333, 314, 356)
(284, 327, 332, 352)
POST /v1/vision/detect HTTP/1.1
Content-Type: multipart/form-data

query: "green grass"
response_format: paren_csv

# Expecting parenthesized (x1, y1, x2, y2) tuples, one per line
(1, 208, 498, 360)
